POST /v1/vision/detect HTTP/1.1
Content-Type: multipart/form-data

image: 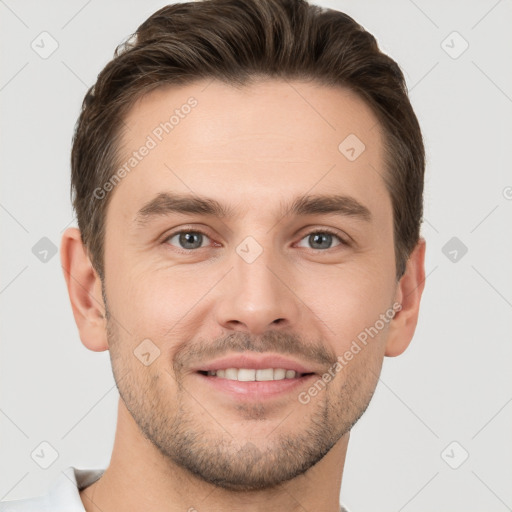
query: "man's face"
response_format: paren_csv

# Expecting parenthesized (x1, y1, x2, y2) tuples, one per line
(102, 79, 398, 490)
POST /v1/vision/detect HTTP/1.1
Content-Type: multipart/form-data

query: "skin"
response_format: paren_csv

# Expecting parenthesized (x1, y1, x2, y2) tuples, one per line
(61, 79, 426, 512)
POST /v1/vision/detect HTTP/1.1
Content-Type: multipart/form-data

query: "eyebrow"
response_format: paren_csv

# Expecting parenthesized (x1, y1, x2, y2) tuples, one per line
(134, 191, 372, 226)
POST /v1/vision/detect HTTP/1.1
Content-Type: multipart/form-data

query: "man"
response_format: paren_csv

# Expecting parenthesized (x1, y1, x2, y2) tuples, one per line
(1, 0, 426, 510)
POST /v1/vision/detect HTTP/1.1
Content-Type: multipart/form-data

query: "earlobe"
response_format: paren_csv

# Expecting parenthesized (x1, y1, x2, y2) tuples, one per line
(60, 227, 108, 352)
(385, 238, 426, 357)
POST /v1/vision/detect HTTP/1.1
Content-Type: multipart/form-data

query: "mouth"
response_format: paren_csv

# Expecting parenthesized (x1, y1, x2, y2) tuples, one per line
(192, 354, 320, 400)
(197, 368, 315, 381)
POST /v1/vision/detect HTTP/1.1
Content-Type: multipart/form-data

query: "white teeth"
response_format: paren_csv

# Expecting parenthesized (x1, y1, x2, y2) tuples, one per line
(225, 368, 238, 380)
(273, 368, 286, 380)
(256, 368, 274, 381)
(238, 369, 256, 381)
(205, 368, 300, 381)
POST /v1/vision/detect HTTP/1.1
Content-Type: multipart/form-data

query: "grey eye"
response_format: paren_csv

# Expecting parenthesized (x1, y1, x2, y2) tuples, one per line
(167, 231, 209, 250)
(297, 232, 342, 250)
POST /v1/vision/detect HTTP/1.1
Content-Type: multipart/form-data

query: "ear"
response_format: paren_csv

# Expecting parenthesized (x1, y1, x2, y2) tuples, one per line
(385, 237, 426, 357)
(60, 227, 108, 352)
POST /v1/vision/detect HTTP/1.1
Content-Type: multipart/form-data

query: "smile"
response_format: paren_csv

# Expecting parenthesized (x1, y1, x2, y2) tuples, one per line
(197, 368, 313, 381)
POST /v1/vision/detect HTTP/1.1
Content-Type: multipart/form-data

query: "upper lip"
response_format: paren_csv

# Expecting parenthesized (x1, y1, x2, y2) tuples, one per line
(193, 353, 319, 374)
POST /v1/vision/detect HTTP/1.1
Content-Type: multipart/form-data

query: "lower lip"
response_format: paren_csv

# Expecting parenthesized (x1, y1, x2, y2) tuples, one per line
(194, 373, 317, 400)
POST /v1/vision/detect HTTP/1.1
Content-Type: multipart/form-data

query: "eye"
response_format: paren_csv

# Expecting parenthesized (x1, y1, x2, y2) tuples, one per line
(164, 230, 211, 250)
(296, 230, 346, 250)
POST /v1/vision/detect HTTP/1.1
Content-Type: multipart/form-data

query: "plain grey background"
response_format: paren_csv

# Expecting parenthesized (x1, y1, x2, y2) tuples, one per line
(1, 1, 511, 511)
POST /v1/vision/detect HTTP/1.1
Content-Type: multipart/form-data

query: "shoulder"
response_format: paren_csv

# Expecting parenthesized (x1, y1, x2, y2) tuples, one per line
(0, 494, 50, 512)
(0, 466, 105, 512)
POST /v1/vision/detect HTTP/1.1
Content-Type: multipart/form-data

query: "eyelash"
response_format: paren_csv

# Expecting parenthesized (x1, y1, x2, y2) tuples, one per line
(163, 227, 349, 252)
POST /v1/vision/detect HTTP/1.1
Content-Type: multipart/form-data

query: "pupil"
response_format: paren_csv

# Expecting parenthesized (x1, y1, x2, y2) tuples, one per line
(180, 232, 202, 249)
(311, 233, 331, 249)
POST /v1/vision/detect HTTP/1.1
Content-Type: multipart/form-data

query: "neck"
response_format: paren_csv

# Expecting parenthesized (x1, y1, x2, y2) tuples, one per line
(80, 399, 349, 512)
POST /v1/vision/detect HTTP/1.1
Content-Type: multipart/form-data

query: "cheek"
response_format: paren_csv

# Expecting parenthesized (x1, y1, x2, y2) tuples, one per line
(306, 265, 395, 351)
(109, 262, 218, 341)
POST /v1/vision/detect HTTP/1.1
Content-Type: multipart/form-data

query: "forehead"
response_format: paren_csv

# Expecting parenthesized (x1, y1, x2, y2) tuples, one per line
(109, 79, 388, 224)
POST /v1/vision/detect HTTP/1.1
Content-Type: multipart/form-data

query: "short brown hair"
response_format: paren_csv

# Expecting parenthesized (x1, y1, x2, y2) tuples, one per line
(71, 0, 424, 281)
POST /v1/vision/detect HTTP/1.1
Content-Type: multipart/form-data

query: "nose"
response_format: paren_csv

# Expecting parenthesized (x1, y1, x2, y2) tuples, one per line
(214, 248, 301, 336)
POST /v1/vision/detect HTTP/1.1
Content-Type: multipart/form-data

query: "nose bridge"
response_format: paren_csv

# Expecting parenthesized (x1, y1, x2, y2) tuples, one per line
(214, 238, 300, 334)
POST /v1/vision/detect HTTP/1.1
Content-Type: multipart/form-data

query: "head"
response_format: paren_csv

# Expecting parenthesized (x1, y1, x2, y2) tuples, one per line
(62, 0, 426, 492)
